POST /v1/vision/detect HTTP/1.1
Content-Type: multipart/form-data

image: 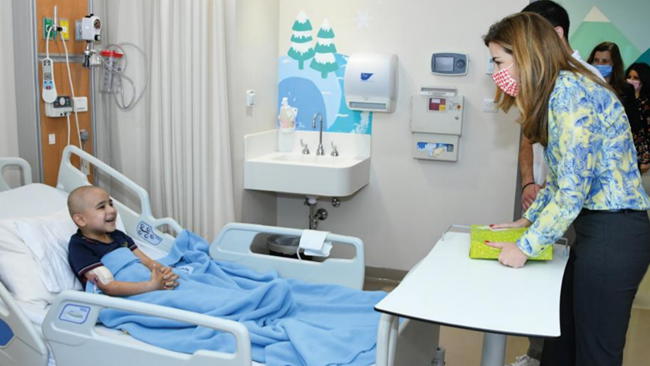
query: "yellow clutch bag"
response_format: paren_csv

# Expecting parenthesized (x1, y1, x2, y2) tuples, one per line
(469, 225, 553, 261)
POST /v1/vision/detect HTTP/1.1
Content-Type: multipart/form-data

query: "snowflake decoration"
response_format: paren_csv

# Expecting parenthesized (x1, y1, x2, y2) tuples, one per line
(355, 9, 373, 29)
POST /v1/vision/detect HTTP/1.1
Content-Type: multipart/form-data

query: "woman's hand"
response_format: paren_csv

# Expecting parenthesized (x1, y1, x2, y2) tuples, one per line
(489, 217, 532, 230)
(484, 218, 532, 268)
(485, 241, 529, 268)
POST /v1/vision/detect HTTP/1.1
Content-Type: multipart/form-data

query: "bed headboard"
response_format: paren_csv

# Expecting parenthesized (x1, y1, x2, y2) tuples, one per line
(57, 146, 181, 252)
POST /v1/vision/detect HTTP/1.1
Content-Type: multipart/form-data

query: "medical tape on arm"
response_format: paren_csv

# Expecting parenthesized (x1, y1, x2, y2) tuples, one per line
(89, 266, 114, 285)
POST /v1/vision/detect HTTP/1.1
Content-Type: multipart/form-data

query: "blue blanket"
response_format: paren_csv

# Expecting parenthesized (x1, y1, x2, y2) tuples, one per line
(93, 230, 386, 366)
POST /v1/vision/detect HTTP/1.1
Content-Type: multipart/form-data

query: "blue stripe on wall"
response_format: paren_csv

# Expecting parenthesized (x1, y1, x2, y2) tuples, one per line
(0, 318, 14, 347)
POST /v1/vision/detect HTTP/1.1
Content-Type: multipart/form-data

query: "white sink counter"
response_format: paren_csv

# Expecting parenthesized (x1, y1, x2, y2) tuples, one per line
(244, 130, 371, 197)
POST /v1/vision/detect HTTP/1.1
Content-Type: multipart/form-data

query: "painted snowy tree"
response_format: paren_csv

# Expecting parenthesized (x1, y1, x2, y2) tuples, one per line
(310, 19, 339, 79)
(287, 11, 315, 70)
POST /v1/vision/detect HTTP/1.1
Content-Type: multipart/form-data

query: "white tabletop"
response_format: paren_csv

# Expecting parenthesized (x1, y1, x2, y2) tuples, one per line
(375, 232, 569, 337)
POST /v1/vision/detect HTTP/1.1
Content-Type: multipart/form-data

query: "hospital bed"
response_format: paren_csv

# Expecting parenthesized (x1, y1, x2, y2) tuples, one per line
(0, 146, 440, 366)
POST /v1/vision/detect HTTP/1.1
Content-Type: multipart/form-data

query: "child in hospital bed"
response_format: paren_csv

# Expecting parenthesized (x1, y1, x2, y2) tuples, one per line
(64, 187, 386, 365)
(67, 186, 179, 296)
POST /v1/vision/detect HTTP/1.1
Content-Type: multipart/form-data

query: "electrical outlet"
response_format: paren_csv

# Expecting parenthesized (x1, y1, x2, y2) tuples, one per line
(48, 134, 56, 145)
(60, 19, 69, 40)
(43, 17, 56, 40)
(483, 98, 498, 113)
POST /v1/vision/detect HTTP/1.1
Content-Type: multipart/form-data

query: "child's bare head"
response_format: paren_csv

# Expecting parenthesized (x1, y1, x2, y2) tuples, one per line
(67, 186, 118, 235)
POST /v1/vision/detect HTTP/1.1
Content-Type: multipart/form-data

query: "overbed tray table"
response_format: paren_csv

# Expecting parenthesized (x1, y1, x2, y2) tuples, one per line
(374, 228, 569, 366)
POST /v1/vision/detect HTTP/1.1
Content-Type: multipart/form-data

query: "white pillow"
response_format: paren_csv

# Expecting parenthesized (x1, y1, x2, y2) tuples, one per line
(14, 210, 128, 293)
(0, 221, 55, 307)
(14, 210, 82, 293)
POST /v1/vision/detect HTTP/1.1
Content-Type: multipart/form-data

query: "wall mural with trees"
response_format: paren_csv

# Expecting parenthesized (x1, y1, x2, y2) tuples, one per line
(279, 11, 372, 135)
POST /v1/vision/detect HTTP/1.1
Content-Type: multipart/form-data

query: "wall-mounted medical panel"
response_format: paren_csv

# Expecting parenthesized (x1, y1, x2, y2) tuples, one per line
(410, 87, 464, 136)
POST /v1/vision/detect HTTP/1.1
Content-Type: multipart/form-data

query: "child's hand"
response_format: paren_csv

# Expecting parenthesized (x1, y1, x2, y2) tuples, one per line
(148, 264, 166, 291)
(159, 266, 179, 290)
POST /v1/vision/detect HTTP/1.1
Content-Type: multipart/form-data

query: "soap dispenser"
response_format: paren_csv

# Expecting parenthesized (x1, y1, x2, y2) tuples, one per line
(278, 97, 298, 133)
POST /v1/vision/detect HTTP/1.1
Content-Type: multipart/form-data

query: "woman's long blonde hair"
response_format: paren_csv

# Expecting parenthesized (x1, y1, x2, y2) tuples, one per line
(483, 12, 609, 147)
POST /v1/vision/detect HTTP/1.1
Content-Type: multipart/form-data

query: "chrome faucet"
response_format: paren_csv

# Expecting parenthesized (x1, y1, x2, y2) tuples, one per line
(312, 113, 325, 156)
(300, 138, 310, 155)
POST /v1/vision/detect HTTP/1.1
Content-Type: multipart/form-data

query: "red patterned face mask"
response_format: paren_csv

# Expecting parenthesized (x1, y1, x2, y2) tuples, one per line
(492, 63, 518, 97)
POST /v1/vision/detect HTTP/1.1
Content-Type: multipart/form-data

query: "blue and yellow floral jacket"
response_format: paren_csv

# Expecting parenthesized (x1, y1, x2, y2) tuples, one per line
(519, 71, 650, 256)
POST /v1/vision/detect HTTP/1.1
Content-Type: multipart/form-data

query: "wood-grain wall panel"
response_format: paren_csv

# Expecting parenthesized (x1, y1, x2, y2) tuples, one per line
(37, 0, 94, 186)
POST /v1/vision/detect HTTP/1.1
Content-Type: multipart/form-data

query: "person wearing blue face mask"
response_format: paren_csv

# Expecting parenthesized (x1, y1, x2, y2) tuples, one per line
(587, 42, 640, 130)
(588, 42, 624, 85)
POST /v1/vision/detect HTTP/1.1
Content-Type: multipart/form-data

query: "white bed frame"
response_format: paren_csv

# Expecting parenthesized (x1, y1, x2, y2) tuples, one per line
(0, 146, 440, 366)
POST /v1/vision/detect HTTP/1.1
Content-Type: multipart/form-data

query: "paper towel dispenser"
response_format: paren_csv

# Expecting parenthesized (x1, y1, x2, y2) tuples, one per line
(344, 52, 398, 113)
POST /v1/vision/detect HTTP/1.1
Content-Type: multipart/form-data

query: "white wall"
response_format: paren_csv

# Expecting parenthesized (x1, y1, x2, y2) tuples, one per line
(0, 0, 20, 187)
(276, 0, 527, 271)
(226, 0, 279, 225)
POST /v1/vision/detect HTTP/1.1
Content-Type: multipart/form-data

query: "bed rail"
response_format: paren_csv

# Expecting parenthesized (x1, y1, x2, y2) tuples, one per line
(0, 282, 48, 366)
(43, 291, 251, 366)
(211, 223, 365, 290)
(57, 146, 182, 252)
(0, 157, 32, 193)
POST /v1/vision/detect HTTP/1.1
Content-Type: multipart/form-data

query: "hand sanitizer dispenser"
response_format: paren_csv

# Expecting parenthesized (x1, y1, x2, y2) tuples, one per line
(344, 52, 398, 113)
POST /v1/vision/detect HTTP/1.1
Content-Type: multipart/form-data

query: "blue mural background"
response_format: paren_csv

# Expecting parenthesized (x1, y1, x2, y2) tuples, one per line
(279, 12, 372, 135)
(278, 54, 372, 134)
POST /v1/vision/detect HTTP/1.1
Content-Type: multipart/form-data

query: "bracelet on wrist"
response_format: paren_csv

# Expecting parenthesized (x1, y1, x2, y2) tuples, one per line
(521, 182, 537, 193)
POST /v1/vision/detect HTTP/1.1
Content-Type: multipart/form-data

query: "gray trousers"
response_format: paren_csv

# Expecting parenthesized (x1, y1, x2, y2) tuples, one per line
(527, 222, 579, 362)
(541, 210, 650, 366)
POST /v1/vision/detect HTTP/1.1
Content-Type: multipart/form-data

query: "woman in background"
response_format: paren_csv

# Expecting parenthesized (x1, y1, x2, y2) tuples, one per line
(588, 42, 640, 132)
(626, 62, 650, 173)
(484, 13, 650, 366)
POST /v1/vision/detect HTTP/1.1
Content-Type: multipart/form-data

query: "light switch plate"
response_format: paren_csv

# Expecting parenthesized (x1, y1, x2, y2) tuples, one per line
(73, 97, 88, 112)
(485, 51, 495, 75)
(48, 134, 56, 145)
(483, 98, 498, 113)
(75, 20, 82, 40)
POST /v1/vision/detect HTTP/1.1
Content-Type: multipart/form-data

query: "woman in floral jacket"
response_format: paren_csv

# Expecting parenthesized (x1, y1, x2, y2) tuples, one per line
(483, 13, 650, 366)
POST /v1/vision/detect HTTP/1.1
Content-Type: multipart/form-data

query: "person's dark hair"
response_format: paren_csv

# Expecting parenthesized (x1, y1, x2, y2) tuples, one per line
(521, 0, 570, 40)
(626, 62, 650, 98)
(587, 42, 628, 98)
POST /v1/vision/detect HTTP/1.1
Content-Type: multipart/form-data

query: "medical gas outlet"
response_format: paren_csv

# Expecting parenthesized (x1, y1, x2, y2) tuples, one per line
(410, 87, 464, 162)
(45, 96, 73, 118)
